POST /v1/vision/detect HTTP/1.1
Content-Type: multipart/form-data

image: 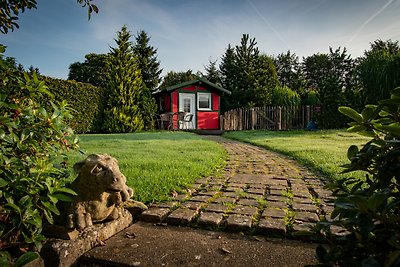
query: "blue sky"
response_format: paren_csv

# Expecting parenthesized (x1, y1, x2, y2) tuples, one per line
(2, 0, 400, 79)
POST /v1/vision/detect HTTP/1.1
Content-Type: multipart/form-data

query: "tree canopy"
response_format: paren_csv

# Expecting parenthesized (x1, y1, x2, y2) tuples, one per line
(103, 25, 156, 133)
(0, 0, 98, 34)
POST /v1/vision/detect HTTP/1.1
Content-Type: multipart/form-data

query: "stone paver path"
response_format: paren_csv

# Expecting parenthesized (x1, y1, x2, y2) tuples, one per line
(140, 136, 334, 238)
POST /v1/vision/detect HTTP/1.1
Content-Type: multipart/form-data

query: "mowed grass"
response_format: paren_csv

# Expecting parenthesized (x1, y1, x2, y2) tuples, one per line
(223, 130, 370, 181)
(69, 132, 227, 204)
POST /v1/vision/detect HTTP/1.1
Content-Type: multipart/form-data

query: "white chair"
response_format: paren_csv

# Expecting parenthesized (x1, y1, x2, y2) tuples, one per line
(182, 113, 194, 129)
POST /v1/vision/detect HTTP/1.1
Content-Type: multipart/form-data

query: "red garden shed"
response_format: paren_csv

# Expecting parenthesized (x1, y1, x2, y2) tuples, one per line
(153, 77, 231, 131)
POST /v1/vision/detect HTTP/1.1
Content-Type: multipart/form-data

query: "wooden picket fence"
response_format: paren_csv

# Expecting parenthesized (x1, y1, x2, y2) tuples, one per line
(221, 105, 315, 131)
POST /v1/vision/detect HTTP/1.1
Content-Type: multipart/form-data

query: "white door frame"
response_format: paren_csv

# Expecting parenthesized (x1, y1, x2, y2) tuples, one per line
(178, 93, 196, 129)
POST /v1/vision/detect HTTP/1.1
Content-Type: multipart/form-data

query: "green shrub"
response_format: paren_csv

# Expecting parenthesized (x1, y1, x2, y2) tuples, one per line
(39, 77, 105, 133)
(315, 87, 400, 266)
(0, 45, 78, 265)
(271, 85, 301, 106)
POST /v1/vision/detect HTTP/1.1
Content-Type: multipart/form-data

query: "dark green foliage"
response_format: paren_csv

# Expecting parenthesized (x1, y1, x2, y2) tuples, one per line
(0, 0, 37, 33)
(203, 59, 221, 85)
(68, 53, 108, 88)
(219, 34, 278, 111)
(0, 0, 98, 34)
(302, 47, 356, 128)
(357, 40, 400, 105)
(315, 88, 400, 266)
(103, 25, 156, 133)
(274, 50, 303, 93)
(39, 77, 105, 133)
(160, 70, 196, 88)
(133, 30, 162, 91)
(0, 45, 78, 265)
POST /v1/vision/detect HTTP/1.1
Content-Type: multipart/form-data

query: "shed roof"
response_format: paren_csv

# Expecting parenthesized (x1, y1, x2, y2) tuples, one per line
(153, 77, 231, 95)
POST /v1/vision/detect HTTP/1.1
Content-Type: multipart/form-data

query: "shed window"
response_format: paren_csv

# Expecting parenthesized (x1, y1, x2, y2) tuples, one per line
(197, 92, 211, 110)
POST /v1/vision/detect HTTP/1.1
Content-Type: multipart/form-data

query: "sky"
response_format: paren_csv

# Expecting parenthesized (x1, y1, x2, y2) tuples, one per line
(1, 0, 400, 79)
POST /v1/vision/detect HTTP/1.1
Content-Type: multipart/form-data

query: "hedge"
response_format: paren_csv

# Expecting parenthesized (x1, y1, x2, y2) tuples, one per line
(39, 77, 105, 133)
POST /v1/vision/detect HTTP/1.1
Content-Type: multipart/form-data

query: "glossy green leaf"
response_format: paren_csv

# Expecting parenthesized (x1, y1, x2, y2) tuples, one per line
(0, 178, 7, 187)
(53, 187, 77, 196)
(14, 252, 39, 267)
(347, 125, 366, 132)
(339, 106, 363, 123)
(41, 201, 60, 215)
(347, 145, 359, 160)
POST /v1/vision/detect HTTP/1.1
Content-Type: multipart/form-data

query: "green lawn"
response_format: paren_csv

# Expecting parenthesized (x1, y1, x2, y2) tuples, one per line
(69, 131, 227, 204)
(223, 130, 370, 181)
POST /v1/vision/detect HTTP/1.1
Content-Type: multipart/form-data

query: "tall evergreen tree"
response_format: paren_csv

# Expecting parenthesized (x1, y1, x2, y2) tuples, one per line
(133, 30, 162, 91)
(274, 50, 303, 93)
(204, 59, 221, 85)
(103, 25, 156, 133)
(219, 34, 278, 110)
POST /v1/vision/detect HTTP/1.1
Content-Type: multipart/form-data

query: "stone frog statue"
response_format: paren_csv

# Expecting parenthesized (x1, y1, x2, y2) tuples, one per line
(65, 154, 141, 230)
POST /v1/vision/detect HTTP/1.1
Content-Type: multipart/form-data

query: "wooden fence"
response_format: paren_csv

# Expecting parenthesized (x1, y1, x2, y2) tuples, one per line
(222, 105, 315, 131)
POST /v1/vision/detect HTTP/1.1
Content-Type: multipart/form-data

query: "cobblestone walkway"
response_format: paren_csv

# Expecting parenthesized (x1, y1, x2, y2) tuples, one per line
(139, 136, 334, 238)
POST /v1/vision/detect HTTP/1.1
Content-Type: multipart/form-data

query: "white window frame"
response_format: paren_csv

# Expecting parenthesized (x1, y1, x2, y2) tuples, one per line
(197, 92, 211, 111)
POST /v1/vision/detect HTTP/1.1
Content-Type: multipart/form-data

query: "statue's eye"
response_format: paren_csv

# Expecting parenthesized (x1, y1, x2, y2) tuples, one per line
(93, 165, 103, 174)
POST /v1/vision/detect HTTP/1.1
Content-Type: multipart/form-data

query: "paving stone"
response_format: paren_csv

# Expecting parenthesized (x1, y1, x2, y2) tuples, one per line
(166, 208, 198, 225)
(262, 208, 286, 218)
(269, 188, 285, 196)
(314, 189, 333, 199)
(292, 190, 312, 198)
(224, 186, 240, 192)
(220, 191, 240, 198)
(258, 218, 286, 235)
(247, 188, 265, 195)
(293, 203, 318, 212)
(291, 184, 309, 191)
(230, 205, 258, 216)
(152, 201, 178, 209)
(197, 212, 224, 226)
(248, 183, 266, 189)
(266, 195, 287, 202)
(197, 190, 218, 196)
(267, 201, 287, 209)
(180, 201, 204, 211)
(244, 193, 264, 200)
(174, 194, 190, 201)
(291, 222, 314, 233)
(195, 178, 209, 184)
(269, 185, 287, 190)
(140, 208, 170, 223)
(294, 211, 319, 222)
(225, 214, 253, 231)
(213, 197, 236, 204)
(293, 197, 313, 204)
(204, 203, 229, 213)
(237, 198, 259, 206)
(268, 179, 288, 186)
(189, 195, 212, 202)
(227, 183, 246, 188)
(191, 183, 204, 190)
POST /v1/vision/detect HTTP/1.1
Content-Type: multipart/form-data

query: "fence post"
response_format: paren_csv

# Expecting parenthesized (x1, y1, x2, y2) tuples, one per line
(277, 107, 282, 130)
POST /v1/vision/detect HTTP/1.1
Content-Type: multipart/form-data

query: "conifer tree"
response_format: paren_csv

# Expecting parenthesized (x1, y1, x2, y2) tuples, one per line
(103, 25, 156, 133)
(133, 30, 162, 91)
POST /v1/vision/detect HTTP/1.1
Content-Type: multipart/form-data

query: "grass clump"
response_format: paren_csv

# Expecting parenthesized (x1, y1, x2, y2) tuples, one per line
(70, 131, 227, 204)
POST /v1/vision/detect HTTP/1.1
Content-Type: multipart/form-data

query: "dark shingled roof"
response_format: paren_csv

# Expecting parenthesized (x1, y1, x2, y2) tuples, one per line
(153, 76, 231, 95)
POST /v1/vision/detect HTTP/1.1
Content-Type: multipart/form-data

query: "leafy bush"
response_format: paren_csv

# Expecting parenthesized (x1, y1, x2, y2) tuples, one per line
(39, 77, 105, 133)
(271, 85, 301, 106)
(315, 87, 400, 266)
(0, 45, 78, 265)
